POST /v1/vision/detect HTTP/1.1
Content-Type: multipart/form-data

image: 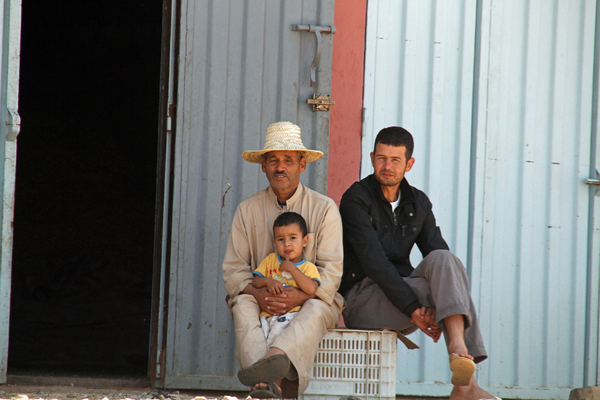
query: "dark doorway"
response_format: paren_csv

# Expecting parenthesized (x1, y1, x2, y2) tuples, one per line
(8, 0, 163, 377)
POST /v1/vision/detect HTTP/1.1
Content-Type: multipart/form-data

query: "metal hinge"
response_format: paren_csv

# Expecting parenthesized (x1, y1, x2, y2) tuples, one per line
(6, 108, 20, 141)
(166, 103, 176, 132)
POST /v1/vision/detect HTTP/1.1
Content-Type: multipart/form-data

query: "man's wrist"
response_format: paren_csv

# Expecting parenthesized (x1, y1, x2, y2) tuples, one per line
(242, 283, 257, 295)
(404, 301, 421, 319)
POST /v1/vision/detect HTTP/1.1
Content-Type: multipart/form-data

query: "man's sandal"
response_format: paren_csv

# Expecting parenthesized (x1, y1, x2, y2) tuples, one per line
(449, 353, 475, 386)
(248, 382, 282, 399)
(238, 354, 291, 386)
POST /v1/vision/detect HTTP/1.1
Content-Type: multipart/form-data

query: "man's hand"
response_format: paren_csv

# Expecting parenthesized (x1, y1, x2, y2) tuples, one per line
(250, 286, 313, 316)
(265, 286, 313, 315)
(411, 306, 441, 342)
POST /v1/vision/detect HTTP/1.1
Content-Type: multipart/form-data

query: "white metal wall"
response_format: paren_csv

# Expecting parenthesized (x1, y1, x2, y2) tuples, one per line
(363, 0, 599, 398)
(163, 0, 335, 390)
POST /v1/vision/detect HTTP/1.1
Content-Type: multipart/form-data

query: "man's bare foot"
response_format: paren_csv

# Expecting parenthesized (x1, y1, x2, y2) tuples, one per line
(249, 382, 282, 399)
(450, 376, 496, 400)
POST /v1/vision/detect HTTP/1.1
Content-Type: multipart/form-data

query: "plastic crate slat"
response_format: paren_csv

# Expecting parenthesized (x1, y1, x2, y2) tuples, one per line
(301, 329, 397, 400)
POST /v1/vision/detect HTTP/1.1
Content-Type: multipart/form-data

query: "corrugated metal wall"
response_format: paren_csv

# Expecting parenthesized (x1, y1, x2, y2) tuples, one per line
(163, 0, 335, 389)
(471, 1, 599, 398)
(363, 0, 599, 398)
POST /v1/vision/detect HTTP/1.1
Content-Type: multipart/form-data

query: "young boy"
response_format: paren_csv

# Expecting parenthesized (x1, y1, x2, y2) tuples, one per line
(252, 211, 321, 348)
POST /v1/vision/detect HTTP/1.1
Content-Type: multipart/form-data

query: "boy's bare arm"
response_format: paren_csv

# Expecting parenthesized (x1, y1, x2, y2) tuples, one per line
(252, 275, 269, 288)
(280, 258, 318, 295)
(253, 275, 285, 294)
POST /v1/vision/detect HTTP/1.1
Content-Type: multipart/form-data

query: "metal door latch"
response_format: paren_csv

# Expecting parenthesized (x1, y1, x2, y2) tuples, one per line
(292, 24, 336, 87)
(586, 169, 600, 185)
(586, 169, 600, 195)
(307, 93, 335, 112)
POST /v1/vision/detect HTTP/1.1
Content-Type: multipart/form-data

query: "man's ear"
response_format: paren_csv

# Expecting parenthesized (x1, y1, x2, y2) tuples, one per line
(406, 157, 415, 172)
(370, 152, 375, 166)
(261, 158, 267, 173)
(299, 156, 307, 172)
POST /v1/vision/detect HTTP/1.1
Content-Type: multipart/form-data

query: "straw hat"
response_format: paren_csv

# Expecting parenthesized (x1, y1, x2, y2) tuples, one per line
(242, 121, 324, 163)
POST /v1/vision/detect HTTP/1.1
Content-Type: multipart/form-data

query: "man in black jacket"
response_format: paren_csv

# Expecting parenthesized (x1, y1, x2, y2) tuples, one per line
(339, 127, 498, 400)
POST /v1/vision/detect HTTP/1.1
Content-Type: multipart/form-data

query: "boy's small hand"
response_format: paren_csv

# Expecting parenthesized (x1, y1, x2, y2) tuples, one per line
(280, 256, 295, 273)
(265, 279, 284, 295)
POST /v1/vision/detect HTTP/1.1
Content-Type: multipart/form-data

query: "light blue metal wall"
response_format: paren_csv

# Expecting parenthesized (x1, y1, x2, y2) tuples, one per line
(363, 0, 599, 398)
(163, 0, 335, 390)
(471, 1, 599, 398)
(363, 2, 478, 394)
(0, 0, 21, 384)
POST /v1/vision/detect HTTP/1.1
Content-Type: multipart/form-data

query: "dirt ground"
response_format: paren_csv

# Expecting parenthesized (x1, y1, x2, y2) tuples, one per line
(0, 385, 249, 400)
(0, 379, 431, 400)
(0, 377, 250, 400)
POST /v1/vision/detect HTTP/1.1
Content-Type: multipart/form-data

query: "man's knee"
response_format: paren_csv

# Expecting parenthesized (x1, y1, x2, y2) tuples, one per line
(427, 249, 464, 269)
(295, 298, 338, 329)
(230, 294, 260, 322)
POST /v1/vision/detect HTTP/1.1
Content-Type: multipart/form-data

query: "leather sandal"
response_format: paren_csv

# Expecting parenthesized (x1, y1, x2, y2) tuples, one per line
(449, 353, 475, 386)
(238, 354, 290, 386)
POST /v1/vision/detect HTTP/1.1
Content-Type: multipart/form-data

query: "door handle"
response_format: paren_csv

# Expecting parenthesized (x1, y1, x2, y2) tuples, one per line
(292, 24, 336, 87)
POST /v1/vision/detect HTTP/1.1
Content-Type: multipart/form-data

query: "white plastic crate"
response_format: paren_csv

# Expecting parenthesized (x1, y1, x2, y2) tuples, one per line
(300, 329, 398, 400)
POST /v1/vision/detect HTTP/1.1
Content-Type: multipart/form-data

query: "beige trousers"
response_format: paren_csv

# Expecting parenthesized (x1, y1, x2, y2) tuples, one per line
(229, 294, 342, 393)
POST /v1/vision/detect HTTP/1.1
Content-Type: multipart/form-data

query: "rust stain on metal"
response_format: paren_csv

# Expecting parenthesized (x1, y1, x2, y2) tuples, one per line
(222, 185, 232, 208)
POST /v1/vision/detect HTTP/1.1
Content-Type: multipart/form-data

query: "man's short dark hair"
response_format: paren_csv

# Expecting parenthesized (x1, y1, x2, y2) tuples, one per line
(273, 212, 308, 237)
(374, 126, 414, 159)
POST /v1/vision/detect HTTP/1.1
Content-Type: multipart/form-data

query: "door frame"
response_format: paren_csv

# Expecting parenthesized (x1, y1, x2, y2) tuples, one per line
(149, 0, 179, 388)
(0, 0, 21, 384)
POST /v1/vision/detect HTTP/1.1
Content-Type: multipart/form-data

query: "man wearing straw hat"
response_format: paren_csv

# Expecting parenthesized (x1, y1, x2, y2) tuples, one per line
(222, 121, 344, 398)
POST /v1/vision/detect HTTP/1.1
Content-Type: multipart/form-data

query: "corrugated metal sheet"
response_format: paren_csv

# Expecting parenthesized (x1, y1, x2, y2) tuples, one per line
(363, 0, 599, 398)
(363, 0, 477, 259)
(363, 2, 478, 394)
(0, 0, 21, 384)
(164, 0, 335, 390)
(471, 1, 598, 398)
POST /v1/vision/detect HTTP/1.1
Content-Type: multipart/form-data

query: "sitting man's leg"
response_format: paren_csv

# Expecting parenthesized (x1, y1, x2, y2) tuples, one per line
(230, 294, 268, 369)
(408, 249, 496, 400)
(270, 298, 340, 397)
(408, 249, 486, 362)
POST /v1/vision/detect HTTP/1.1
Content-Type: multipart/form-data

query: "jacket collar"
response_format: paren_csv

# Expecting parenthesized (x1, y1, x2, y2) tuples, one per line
(368, 174, 415, 206)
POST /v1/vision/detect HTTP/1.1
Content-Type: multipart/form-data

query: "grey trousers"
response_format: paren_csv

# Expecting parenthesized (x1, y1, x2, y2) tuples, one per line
(342, 249, 487, 363)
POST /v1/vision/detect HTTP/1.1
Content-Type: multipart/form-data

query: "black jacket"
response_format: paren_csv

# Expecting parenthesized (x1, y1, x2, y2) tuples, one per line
(339, 174, 448, 317)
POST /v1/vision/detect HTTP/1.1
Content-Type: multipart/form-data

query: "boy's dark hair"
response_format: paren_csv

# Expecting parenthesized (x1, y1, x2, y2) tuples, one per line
(374, 126, 414, 159)
(273, 212, 308, 237)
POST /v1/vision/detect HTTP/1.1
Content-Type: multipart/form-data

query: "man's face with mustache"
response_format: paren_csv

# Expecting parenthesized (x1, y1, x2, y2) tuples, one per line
(261, 151, 306, 201)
